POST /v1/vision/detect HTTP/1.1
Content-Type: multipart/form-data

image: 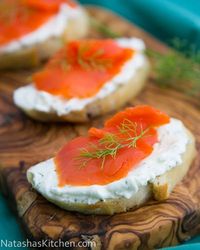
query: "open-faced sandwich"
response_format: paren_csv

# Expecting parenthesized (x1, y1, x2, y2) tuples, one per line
(14, 38, 150, 122)
(27, 105, 196, 215)
(0, 0, 89, 69)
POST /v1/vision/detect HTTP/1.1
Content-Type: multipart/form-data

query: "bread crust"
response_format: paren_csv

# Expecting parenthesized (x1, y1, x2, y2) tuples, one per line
(18, 57, 150, 122)
(40, 128, 196, 215)
(0, 9, 89, 70)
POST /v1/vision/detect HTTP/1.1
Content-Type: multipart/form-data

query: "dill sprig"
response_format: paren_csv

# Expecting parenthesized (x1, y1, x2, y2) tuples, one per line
(147, 39, 200, 98)
(90, 17, 121, 38)
(77, 44, 112, 71)
(0, 2, 34, 23)
(0, 2, 17, 21)
(79, 133, 121, 169)
(57, 43, 113, 72)
(119, 119, 149, 148)
(77, 119, 149, 169)
(90, 17, 200, 99)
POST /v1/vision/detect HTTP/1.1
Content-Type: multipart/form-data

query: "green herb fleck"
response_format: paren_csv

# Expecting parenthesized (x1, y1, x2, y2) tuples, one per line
(77, 120, 149, 169)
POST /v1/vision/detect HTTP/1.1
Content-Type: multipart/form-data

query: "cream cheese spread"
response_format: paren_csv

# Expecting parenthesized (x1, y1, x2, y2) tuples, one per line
(13, 38, 147, 115)
(27, 118, 190, 205)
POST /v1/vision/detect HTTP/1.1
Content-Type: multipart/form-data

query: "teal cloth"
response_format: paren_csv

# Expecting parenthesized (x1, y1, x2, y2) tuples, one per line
(0, 194, 28, 250)
(1, 0, 200, 249)
(80, 0, 200, 50)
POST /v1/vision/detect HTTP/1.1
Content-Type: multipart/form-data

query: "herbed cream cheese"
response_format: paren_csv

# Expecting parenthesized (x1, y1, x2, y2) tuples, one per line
(13, 38, 147, 115)
(27, 118, 190, 205)
(0, 4, 84, 54)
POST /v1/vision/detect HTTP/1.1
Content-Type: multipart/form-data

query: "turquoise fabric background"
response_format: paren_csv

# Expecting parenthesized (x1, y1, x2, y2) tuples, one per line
(80, 0, 200, 50)
(0, 194, 28, 250)
(0, 0, 200, 249)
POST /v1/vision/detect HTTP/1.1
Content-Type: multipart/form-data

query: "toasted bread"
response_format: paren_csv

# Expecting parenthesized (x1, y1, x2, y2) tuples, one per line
(27, 128, 196, 215)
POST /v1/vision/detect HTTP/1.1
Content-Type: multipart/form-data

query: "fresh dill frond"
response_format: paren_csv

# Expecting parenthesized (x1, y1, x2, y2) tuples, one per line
(90, 17, 200, 99)
(57, 43, 113, 72)
(90, 17, 121, 38)
(79, 133, 121, 169)
(77, 44, 112, 71)
(60, 59, 70, 71)
(146, 40, 200, 98)
(77, 119, 150, 169)
(119, 119, 149, 148)
(119, 119, 138, 136)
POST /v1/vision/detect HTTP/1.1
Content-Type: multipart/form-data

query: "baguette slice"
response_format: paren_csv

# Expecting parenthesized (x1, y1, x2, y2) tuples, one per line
(13, 39, 150, 122)
(0, 8, 89, 70)
(27, 125, 196, 215)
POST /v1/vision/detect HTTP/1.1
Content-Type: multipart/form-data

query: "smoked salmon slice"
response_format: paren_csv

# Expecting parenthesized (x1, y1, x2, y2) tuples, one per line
(33, 39, 134, 99)
(55, 105, 170, 186)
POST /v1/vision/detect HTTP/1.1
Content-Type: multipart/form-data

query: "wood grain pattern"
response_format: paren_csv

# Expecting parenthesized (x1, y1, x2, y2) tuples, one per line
(0, 6, 200, 250)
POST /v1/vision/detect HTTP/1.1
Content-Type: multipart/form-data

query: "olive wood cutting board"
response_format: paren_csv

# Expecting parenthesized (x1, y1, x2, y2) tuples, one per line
(0, 6, 200, 250)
